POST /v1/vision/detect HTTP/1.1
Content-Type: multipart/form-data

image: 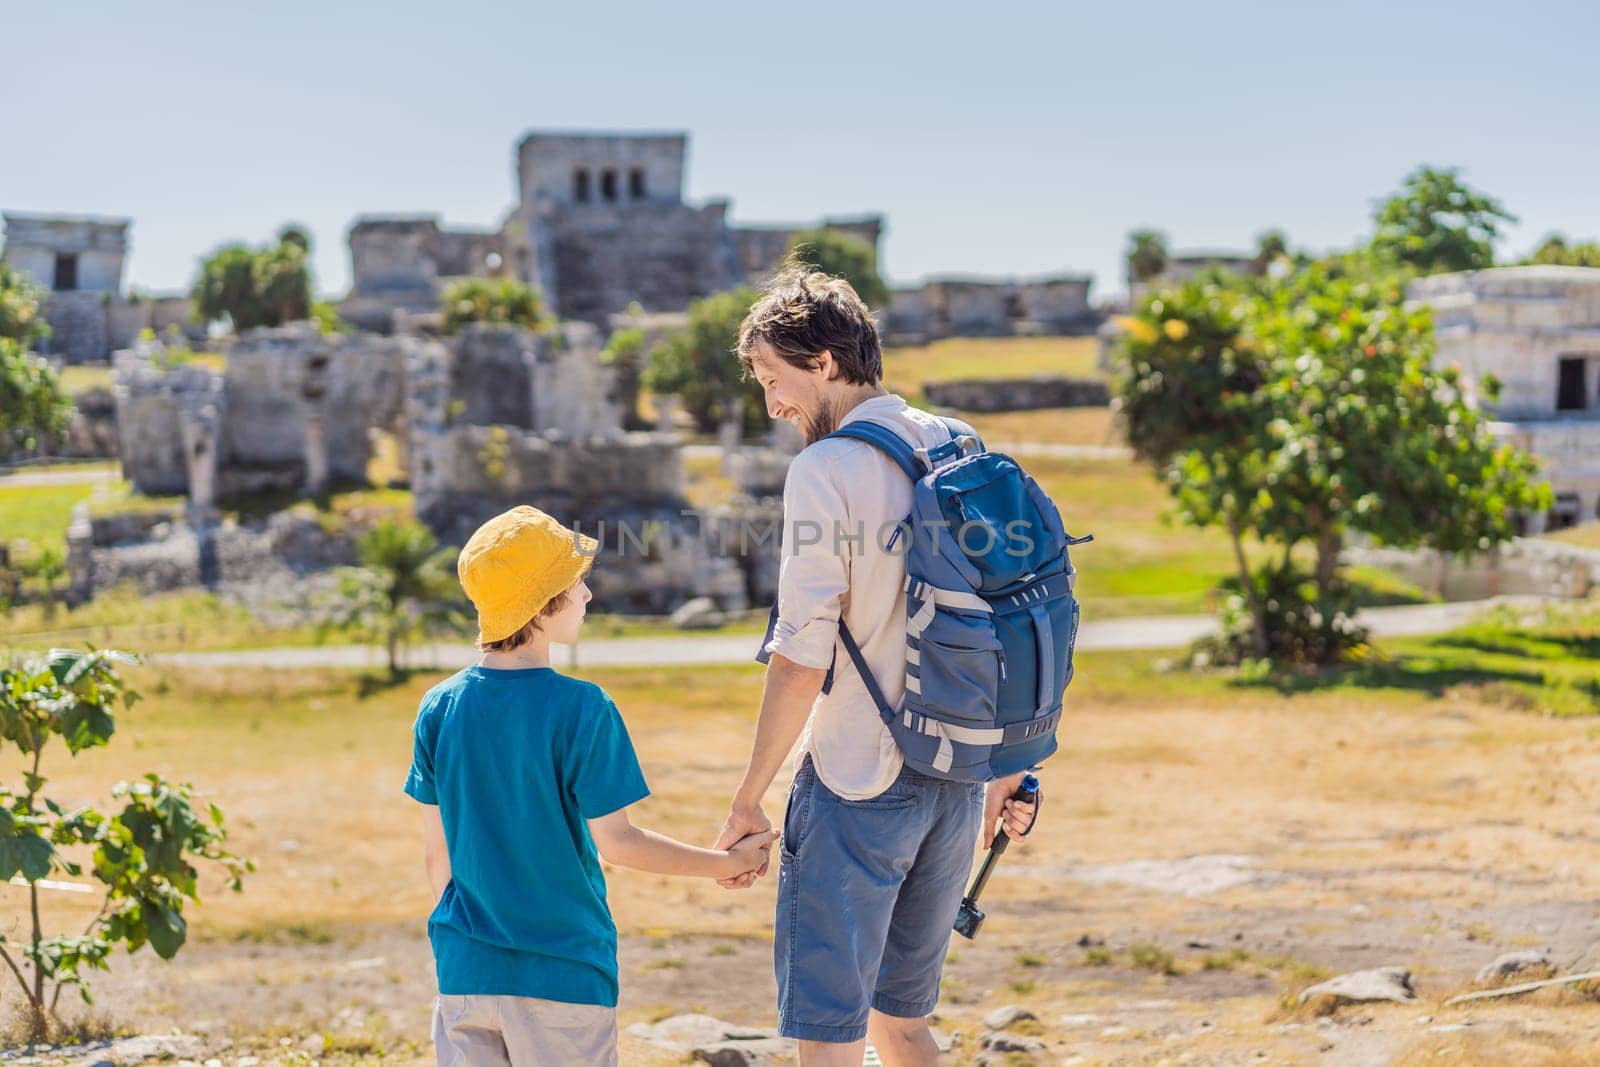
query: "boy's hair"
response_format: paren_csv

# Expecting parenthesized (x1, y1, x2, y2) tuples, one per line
(736, 261, 882, 385)
(475, 584, 573, 652)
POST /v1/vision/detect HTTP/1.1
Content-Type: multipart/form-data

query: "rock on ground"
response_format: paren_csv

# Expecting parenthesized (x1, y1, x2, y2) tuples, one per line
(1475, 950, 1554, 986)
(627, 1014, 797, 1065)
(1299, 966, 1419, 1007)
(982, 1004, 1037, 1030)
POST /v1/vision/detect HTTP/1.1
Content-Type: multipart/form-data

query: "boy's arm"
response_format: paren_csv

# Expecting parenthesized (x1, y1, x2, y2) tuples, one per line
(588, 806, 777, 879)
(419, 804, 450, 906)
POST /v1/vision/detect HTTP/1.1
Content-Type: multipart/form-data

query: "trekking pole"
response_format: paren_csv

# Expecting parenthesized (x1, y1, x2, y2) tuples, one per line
(953, 773, 1039, 940)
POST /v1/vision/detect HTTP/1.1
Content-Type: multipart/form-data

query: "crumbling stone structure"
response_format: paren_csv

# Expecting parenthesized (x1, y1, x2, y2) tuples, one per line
(406, 326, 755, 611)
(115, 324, 416, 498)
(341, 131, 888, 333)
(1, 213, 196, 363)
(1408, 265, 1600, 531)
(882, 275, 1095, 344)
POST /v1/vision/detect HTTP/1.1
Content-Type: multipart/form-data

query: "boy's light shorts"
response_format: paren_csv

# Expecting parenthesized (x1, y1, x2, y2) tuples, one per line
(432, 994, 617, 1066)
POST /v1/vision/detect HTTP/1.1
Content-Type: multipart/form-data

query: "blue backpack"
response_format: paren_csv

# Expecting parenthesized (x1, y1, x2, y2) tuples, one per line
(760, 416, 1091, 782)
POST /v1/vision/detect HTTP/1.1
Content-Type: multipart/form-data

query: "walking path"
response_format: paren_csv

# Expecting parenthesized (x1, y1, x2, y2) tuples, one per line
(0, 464, 119, 487)
(148, 596, 1550, 672)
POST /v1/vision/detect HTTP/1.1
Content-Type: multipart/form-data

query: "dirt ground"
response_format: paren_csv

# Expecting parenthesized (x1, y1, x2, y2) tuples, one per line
(6, 657, 1600, 1064)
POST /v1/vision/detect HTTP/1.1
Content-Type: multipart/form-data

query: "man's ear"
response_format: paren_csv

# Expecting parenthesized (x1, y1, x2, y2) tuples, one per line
(815, 349, 837, 381)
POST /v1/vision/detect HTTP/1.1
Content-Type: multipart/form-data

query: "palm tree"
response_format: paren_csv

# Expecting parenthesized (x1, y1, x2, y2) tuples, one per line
(331, 519, 462, 675)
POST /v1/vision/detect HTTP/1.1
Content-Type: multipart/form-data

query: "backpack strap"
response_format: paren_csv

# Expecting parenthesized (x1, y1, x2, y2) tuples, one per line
(825, 420, 925, 480)
(837, 620, 896, 727)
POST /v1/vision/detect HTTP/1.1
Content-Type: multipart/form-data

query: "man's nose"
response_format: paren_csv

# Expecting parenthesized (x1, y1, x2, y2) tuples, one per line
(766, 391, 784, 419)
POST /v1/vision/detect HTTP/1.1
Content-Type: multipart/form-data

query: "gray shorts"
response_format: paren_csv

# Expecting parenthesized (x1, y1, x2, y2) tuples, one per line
(431, 994, 617, 1066)
(775, 756, 984, 1043)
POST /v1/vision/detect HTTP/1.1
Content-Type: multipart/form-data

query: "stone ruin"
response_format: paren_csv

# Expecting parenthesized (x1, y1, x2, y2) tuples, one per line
(881, 275, 1096, 345)
(77, 317, 783, 616)
(0, 212, 199, 364)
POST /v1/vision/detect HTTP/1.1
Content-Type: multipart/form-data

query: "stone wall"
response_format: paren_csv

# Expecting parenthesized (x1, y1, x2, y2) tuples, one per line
(114, 351, 216, 494)
(1409, 266, 1600, 419)
(732, 217, 885, 287)
(923, 376, 1111, 413)
(516, 132, 688, 209)
(220, 324, 412, 492)
(1346, 538, 1600, 601)
(534, 201, 740, 326)
(884, 275, 1096, 344)
(1, 214, 128, 294)
(43, 291, 110, 364)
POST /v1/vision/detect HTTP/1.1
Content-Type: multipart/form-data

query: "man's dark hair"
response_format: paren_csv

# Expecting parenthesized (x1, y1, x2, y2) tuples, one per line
(736, 262, 883, 385)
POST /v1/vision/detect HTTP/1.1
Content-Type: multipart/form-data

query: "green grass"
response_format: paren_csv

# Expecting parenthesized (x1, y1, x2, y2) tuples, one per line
(1545, 521, 1600, 551)
(1024, 454, 1432, 619)
(56, 364, 115, 396)
(881, 335, 1103, 405)
(0, 585, 334, 653)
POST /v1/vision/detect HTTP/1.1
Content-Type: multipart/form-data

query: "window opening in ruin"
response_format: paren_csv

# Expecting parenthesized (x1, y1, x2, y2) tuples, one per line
(600, 169, 618, 202)
(1549, 492, 1581, 532)
(53, 253, 78, 291)
(629, 167, 646, 200)
(574, 168, 591, 202)
(1556, 357, 1588, 411)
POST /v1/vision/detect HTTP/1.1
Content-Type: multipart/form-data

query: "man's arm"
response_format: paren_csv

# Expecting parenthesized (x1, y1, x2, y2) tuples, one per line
(712, 652, 828, 888)
(419, 804, 450, 906)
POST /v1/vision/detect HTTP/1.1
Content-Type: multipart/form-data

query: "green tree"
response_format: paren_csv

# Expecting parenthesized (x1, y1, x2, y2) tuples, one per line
(1, 339, 72, 455)
(643, 286, 768, 435)
(784, 229, 890, 309)
(439, 277, 549, 336)
(328, 519, 463, 676)
(0, 649, 249, 1039)
(1252, 229, 1290, 273)
(0, 263, 50, 348)
(1125, 229, 1169, 284)
(1114, 267, 1549, 665)
(1370, 166, 1516, 275)
(191, 229, 312, 332)
(600, 326, 650, 431)
(1523, 234, 1600, 268)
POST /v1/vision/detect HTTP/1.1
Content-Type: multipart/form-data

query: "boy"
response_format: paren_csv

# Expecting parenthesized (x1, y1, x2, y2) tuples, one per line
(405, 505, 777, 1066)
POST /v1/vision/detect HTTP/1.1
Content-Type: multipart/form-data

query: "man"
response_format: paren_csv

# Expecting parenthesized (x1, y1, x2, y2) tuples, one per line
(713, 267, 1039, 1066)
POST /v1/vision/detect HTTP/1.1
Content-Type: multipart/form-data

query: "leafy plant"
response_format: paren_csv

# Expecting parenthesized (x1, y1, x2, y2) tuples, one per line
(0, 339, 72, 455)
(324, 519, 464, 676)
(1370, 165, 1515, 275)
(0, 263, 51, 348)
(191, 226, 313, 332)
(0, 649, 249, 1040)
(600, 326, 650, 430)
(1113, 263, 1549, 665)
(1125, 228, 1169, 284)
(644, 286, 767, 435)
(784, 228, 890, 309)
(439, 277, 548, 336)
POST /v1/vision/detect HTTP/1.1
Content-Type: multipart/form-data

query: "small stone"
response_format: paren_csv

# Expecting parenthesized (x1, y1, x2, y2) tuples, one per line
(671, 596, 724, 630)
(1100, 1026, 1130, 1037)
(1474, 951, 1553, 986)
(980, 1030, 1046, 1053)
(205, 1060, 223, 1067)
(982, 1004, 1036, 1030)
(928, 1027, 953, 1054)
(237, 1058, 260, 1067)
(301, 1034, 326, 1052)
(1298, 966, 1418, 1007)
(1058, 1014, 1102, 1027)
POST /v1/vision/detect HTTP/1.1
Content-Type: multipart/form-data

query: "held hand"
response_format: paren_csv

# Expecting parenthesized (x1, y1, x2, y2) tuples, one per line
(982, 774, 1041, 849)
(713, 804, 772, 889)
(724, 828, 780, 880)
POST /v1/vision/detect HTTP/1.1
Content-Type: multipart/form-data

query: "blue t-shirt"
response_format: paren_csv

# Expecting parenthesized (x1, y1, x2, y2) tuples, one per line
(404, 665, 650, 1006)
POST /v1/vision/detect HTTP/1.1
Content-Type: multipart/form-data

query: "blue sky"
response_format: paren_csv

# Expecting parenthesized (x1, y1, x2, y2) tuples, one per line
(6, 0, 1597, 300)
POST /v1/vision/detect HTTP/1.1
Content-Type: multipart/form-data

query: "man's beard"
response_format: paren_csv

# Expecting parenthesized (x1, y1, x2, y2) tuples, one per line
(802, 399, 842, 445)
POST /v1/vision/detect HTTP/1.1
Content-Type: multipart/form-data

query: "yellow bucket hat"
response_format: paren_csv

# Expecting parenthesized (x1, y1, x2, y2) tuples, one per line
(458, 506, 598, 644)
